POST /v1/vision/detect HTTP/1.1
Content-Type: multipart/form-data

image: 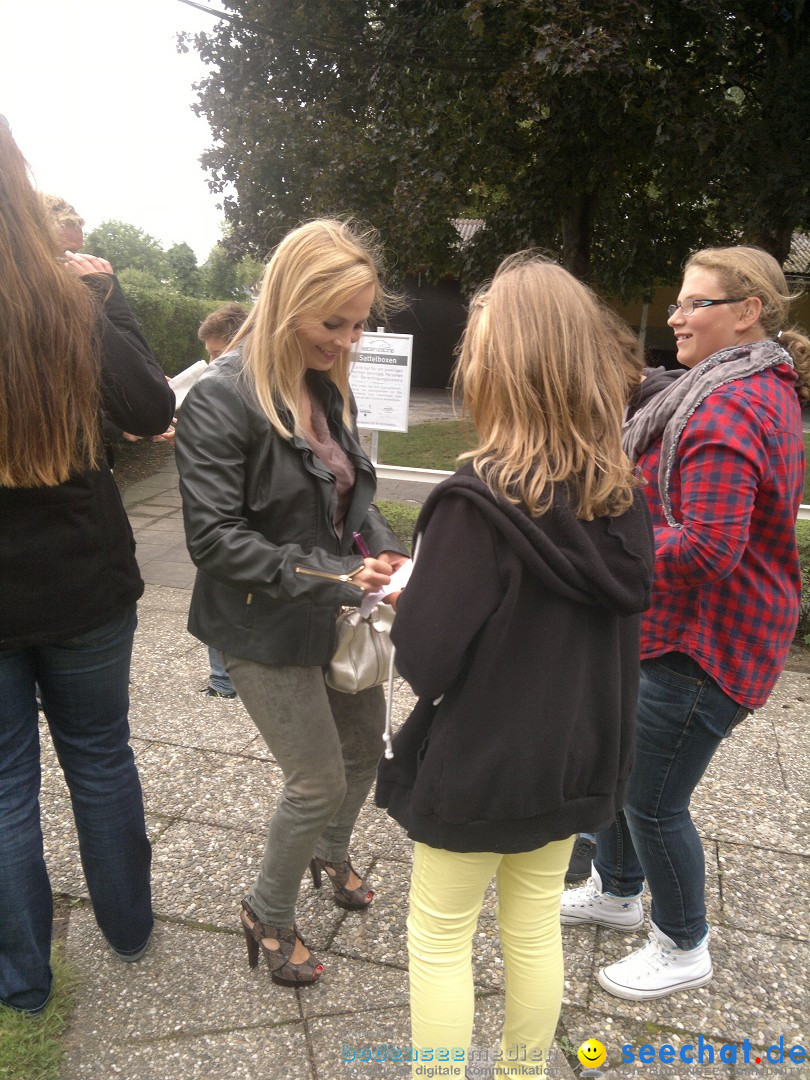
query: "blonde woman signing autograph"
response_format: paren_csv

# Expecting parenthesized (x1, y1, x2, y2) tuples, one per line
(176, 219, 408, 987)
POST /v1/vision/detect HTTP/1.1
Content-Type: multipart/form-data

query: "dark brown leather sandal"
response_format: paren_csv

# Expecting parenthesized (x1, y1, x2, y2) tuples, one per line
(309, 857, 374, 910)
(240, 900, 323, 987)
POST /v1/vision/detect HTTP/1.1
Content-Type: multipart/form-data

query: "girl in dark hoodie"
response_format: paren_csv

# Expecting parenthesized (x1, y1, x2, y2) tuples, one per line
(376, 253, 654, 1073)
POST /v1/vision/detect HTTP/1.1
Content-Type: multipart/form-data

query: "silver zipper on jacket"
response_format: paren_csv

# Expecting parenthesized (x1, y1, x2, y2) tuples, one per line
(294, 564, 364, 584)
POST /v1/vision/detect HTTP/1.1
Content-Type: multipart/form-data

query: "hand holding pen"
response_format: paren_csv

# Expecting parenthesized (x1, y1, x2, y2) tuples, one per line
(350, 532, 393, 592)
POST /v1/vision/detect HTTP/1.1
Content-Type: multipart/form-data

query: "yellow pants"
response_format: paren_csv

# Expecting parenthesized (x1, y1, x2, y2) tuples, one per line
(407, 837, 574, 1078)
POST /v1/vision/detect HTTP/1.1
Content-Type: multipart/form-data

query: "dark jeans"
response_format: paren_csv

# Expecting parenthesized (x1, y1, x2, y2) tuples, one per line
(594, 653, 748, 950)
(0, 605, 153, 1013)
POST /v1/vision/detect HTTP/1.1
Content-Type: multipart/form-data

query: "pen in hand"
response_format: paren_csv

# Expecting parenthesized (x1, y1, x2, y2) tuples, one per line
(352, 531, 371, 558)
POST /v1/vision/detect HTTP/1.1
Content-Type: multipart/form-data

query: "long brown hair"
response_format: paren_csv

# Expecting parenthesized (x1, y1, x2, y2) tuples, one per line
(0, 117, 102, 487)
(454, 252, 640, 520)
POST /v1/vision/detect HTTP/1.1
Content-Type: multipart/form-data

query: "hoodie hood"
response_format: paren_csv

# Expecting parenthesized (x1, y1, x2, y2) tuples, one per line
(416, 465, 653, 617)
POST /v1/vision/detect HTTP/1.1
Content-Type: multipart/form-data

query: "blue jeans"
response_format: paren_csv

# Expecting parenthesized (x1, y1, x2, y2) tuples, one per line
(594, 653, 748, 950)
(208, 646, 235, 696)
(0, 605, 153, 1013)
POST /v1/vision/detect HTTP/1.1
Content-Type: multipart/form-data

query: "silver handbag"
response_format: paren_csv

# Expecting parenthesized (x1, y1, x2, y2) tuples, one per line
(325, 604, 396, 694)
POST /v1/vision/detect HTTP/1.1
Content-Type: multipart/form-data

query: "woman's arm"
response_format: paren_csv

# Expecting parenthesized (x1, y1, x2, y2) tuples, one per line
(392, 494, 503, 700)
(74, 264, 175, 437)
(652, 390, 768, 589)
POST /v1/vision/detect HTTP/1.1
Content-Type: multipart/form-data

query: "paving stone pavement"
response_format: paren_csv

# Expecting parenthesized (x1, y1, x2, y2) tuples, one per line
(44, 392, 809, 1078)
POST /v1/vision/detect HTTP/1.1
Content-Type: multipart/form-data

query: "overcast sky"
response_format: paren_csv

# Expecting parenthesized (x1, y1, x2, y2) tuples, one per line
(0, 0, 229, 261)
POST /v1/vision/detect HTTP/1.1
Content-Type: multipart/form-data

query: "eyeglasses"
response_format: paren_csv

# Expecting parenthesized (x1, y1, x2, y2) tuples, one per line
(667, 298, 746, 318)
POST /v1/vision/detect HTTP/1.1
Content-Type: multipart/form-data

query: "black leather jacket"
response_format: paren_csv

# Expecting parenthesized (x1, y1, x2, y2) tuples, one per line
(175, 349, 407, 666)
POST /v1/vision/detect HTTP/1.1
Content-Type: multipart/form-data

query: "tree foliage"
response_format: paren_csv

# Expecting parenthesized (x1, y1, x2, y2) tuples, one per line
(116, 274, 223, 377)
(184, 0, 809, 297)
(81, 220, 259, 373)
(166, 241, 203, 296)
(85, 221, 169, 280)
(85, 218, 259, 301)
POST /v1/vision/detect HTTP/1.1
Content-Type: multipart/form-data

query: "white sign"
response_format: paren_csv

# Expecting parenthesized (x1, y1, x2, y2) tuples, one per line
(350, 331, 413, 433)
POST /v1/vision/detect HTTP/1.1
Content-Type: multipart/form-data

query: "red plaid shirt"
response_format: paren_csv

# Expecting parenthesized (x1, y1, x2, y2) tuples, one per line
(637, 363, 805, 710)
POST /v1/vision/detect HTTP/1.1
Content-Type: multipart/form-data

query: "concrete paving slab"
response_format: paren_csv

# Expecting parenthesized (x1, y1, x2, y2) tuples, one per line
(150, 820, 265, 927)
(138, 583, 195, 614)
(133, 736, 266, 814)
(298, 954, 409, 1019)
(718, 843, 809, 942)
(62, 1022, 313, 1080)
(64, 909, 303, 1041)
(307, 1008, 412, 1079)
(132, 606, 200, 661)
(130, 689, 257, 753)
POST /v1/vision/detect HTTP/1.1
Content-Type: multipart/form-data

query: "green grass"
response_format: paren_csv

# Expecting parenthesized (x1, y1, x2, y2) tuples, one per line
(378, 418, 476, 472)
(0, 947, 78, 1080)
(376, 500, 420, 553)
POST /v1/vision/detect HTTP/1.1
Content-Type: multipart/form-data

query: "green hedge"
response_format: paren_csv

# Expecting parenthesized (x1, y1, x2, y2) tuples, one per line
(119, 284, 235, 377)
(377, 500, 420, 553)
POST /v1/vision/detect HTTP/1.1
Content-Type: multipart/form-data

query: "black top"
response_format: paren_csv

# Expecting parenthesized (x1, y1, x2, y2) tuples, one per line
(376, 465, 655, 853)
(0, 275, 175, 647)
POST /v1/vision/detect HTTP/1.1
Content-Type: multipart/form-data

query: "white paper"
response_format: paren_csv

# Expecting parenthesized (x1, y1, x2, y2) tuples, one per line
(168, 360, 208, 410)
(359, 559, 414, 617)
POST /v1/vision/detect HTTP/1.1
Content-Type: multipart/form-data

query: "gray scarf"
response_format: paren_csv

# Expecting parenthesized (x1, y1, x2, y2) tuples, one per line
(622, 339, 794, 526)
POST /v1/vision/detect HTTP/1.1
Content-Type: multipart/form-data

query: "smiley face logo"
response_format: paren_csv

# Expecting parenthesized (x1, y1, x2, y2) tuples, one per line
(577, 1039, 607, 1069)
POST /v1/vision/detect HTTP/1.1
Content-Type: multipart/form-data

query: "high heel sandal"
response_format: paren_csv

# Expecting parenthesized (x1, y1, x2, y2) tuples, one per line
(309, 857, 374, 910)
(240, 900, 323, 987)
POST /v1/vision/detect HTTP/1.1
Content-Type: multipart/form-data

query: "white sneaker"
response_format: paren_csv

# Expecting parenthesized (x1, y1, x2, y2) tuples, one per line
(560, 866, 644, 930)
(597, 924, 713, 1000)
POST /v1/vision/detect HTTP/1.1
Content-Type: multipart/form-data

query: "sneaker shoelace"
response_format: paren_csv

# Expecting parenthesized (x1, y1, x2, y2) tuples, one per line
(571, 878, 602, 905)
(630, 934, 674, 973)
(572, 836, 594, 859)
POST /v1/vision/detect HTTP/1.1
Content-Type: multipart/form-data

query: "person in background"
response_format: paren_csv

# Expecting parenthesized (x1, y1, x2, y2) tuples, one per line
(39, 193, 84, 252)
(561, 246, 810, 1000)
(0, 116, 175, 1014)
(196, 302, 249, 699)
(375, 252, 654, 1073)
(175, 219, 408, 987)
(198, 302, 249, 362)
(39, 193, 174, 456)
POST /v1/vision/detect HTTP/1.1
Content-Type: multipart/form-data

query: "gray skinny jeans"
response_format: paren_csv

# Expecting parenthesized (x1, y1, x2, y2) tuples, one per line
(224, 655, 385, 927)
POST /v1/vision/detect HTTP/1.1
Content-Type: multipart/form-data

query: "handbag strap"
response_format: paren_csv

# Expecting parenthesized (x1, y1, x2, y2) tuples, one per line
(382, 533, 421, 759)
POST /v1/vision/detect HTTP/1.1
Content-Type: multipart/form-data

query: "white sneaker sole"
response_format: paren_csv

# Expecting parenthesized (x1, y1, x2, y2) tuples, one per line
(560, 907, 644, 931)
(597, 965, 713, 1000)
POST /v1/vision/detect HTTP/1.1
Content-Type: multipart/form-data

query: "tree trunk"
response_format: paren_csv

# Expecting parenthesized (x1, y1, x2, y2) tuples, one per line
(560, 193, 596, 282)
(748, 223, 795, 269)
